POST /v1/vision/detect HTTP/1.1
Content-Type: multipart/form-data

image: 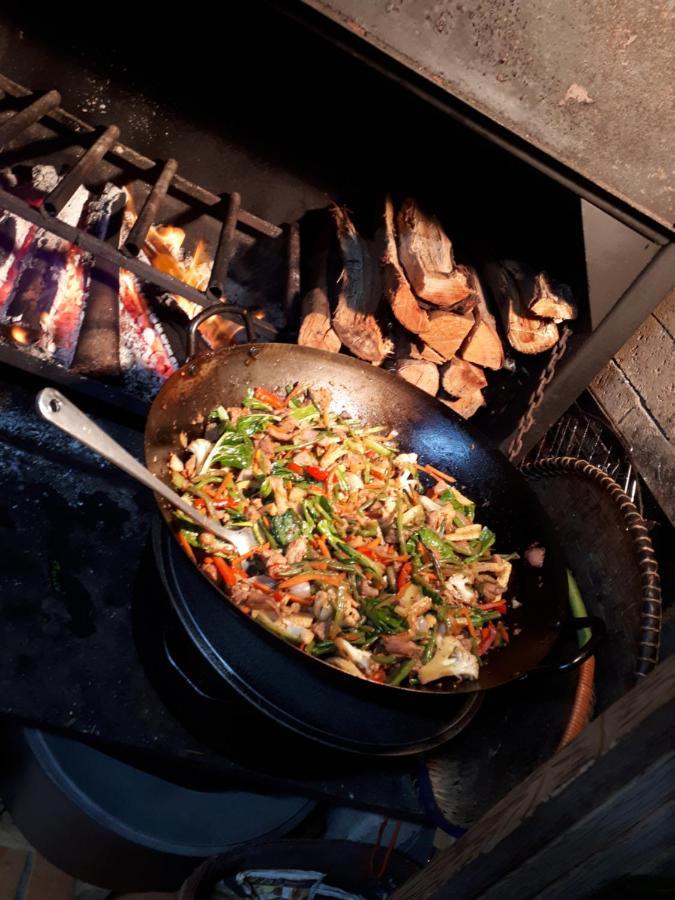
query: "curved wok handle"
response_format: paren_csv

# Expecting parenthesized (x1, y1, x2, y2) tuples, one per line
(187, 303, 254, 361)
(530, 616, 606, 675)
(35, 387, 251, 551)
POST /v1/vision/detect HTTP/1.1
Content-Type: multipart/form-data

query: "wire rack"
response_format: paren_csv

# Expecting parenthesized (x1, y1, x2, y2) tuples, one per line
(527, 403, 643, 514)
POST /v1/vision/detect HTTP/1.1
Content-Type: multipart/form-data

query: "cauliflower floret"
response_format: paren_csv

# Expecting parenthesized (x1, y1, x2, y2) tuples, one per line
(186, 438, 213, 473)
(445, 573, 476, 604)
(418, 635, 479, 684)
(335, 637, 376, 674)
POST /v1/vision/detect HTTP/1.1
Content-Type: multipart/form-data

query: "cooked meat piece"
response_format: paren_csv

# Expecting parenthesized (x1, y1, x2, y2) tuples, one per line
(525, 543, 545, 568)
(227, 406, 246, 424)
(312, 620, 332, 641)
(230, 580, 279, 616)
(292, 450, 318, 467)
(202, 561, 218, 582)
(381, 634, 423, 657)
(269, 476, 288, 514)
(285, 536, 308, 564)
(262, 548, 289, 579)
(357, 577, 380, 598)
(294, 428, 319, 444)
(255, 434, 277, 456)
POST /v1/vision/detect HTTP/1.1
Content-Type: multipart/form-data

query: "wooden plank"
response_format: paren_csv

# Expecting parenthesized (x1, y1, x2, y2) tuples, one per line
(392, 655, 675, 900)
(537, 799, 675, 900)
(591, 359, 675, 524)
(481, 752, 675, 899)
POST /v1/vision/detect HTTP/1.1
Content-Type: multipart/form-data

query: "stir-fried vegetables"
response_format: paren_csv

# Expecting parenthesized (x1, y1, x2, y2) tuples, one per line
(168, 384, 517, 687)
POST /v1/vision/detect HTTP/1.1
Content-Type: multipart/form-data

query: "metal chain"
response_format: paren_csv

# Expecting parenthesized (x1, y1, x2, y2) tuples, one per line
(507, 324, 572, 463)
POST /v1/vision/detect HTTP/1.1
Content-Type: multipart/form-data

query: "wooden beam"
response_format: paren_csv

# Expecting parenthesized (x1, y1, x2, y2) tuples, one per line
(393, 655, 675, 900)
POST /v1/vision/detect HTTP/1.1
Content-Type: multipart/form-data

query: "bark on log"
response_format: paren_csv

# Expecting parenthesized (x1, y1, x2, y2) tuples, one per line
(396, 198, 471, 306)
(298, 220, 341, 353)
(331, 207, 391, 364)
(484, 260, 559, 355)
(377, 195, 430, 334)
(528, 271, 578, 322)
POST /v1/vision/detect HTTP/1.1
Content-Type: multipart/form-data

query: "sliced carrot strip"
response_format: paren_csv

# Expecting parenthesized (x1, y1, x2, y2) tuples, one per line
(419, 463, 455, 484)
(177, 531, 196, 563)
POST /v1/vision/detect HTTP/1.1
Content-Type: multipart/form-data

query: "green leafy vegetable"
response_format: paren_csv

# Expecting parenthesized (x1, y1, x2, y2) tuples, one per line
(270, 510, 303, 546)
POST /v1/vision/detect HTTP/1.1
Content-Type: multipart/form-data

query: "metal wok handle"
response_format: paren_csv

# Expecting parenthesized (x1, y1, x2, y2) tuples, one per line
(187, 303, 254, 362)
(35, 387, 252, 552)
(530, 615, 606, 675)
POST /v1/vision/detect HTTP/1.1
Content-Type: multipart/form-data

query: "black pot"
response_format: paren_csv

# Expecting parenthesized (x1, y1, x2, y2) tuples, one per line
(0, 724, 315, 891)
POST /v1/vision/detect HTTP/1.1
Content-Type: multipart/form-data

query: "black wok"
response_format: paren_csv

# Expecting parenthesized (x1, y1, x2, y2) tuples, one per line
(145, 307, 599, 699)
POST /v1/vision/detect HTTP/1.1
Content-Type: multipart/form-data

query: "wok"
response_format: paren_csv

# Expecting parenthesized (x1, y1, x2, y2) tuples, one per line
(144, 306, 600, 697)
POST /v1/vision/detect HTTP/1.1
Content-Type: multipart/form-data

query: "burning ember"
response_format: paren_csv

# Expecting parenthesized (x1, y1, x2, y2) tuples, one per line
(0, 167, 183, 399)
(8, 323, 32, 345)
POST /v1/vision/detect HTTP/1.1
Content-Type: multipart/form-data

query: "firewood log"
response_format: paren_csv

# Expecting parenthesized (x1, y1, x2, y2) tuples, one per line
(396, 198, 470, 306)
(298, 286, 341, 353)
(391, 324, 439, 395)
(331, 207, 392, 365)
(376, 195, 430, 334)
(484, 261, 559, 355)
(297, 224, 341, 353)
(458, 266, 505, 370)
(528, 272, 577, 322)
(418, 309, 474, 361)
(441, 358, 487, 398)
(441, 390, 485, 419)
(410, 342, 446, 365)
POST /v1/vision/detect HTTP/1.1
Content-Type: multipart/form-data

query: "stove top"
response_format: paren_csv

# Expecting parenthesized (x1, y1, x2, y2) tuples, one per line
(0, 363, 589, 829)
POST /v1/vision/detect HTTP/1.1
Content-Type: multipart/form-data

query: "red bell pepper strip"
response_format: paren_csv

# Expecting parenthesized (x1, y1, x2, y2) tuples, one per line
(305, 465, 329, 482)
(287, 462, 304, 475)
(396, 561, 413, 592)
(253, 387, 286, 410)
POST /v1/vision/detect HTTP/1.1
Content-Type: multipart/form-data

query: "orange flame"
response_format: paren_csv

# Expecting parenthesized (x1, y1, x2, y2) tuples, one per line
(124, 188, 236, 350)
(9, 324, 30, 345)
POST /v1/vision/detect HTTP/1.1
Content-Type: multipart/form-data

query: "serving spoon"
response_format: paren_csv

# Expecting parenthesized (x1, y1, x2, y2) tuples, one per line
(36, 387, 256, 555)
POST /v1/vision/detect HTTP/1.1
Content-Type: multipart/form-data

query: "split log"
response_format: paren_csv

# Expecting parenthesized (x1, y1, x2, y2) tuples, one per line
(331, 207, 392, 365)
(392, 324, 439, 395)
(418, 309, 474, 361)
(298, 217, 341, 353)
(298, 287, 341, 353)
(396, 198, 470, 307)
(441, 358, 487, 398)
(441, 391, 485, 419)
(397, 359, 440, 395)
(410, 342, 446, 365)
(528, 271, 578, 322)
(484, 260, 559, 355)
(377, 195, 430, 335)
(459, 266, 504, 370)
